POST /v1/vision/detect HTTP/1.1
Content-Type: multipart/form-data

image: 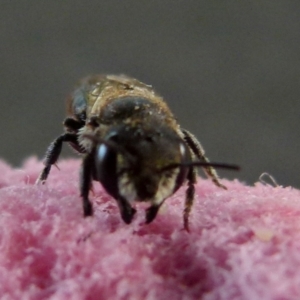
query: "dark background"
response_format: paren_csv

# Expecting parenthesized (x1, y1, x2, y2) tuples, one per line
(1, 1, 300, 187)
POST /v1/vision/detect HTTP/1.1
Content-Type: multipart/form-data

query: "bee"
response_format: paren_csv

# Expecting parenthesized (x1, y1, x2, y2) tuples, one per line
(36, 75, 238, 231)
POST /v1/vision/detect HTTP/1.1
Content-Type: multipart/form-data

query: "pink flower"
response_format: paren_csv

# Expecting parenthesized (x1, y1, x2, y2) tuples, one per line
(0, 157, 299, 299)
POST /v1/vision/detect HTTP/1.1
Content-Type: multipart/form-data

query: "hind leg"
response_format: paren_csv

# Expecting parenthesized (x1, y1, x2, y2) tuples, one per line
(181, 128, 226, 189)
(36, 132, 79, 183)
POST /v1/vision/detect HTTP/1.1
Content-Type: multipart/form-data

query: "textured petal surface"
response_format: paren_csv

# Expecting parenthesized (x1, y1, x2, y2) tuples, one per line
(0, 158, 300, 300)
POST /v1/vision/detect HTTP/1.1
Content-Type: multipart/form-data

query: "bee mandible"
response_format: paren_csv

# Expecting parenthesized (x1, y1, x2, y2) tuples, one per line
(36, 75, 238, 231)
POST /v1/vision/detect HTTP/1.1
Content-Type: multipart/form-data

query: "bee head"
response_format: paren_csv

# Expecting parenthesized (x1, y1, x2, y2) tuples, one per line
(87, 123, 191, 206)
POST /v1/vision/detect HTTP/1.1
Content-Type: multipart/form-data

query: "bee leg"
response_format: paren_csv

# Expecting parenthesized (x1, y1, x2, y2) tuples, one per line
(181, 128, 226, 190)
(80, 152, 94, 217)
(116, 197, 136, 224)
(145, 203, 162, 224)
(36, 133, 78, 183)
(63, 117, 85, 132)
(183, 167, 197, 232)
(63, 118, 87, 154)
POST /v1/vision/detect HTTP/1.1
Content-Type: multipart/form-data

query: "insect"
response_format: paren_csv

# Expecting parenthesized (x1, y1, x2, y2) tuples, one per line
(36, 74, 238, 231)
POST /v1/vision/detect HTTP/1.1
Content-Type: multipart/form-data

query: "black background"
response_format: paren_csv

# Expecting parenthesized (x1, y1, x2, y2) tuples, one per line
(1, 1, 300, 187)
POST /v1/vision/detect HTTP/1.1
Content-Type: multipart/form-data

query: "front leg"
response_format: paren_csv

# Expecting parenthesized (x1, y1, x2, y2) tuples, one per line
(80, 152, 94, 217)
(145, 203, 163, 224)
(36, 132, 78, 183)
(116, 197, 136, 224)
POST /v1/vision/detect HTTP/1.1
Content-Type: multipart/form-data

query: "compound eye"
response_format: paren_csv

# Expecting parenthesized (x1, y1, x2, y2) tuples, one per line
(95, 144, 120, 199)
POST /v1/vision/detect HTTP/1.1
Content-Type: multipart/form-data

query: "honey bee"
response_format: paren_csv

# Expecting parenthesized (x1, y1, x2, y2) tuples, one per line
(36, 75, 238, 231)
